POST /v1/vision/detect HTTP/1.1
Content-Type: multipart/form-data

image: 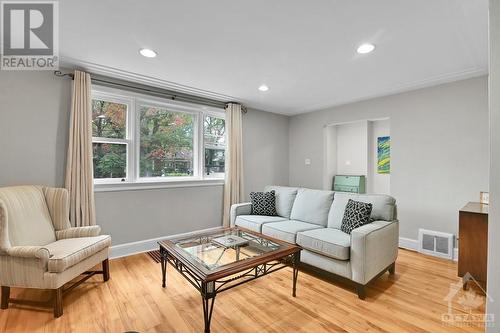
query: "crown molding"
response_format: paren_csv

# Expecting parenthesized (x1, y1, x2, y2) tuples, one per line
(60, 56, 238, 103)
(293, 66, 489, 115)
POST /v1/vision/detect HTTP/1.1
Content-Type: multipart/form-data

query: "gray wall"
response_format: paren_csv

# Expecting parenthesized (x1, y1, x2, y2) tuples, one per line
(0, 71, 290, 245)
(243, 108, 289, 199)
(289, 76, 489, 240)
(0, 71, 70, 187)
(487, 0, 500, 327)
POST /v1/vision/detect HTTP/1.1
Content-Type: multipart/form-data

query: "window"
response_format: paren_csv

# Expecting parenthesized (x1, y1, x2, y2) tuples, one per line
(91, 87, 226, 188)
(91, 97, 130, 181)
(139, 105, 195, 178)
(204, 115, 226, 178)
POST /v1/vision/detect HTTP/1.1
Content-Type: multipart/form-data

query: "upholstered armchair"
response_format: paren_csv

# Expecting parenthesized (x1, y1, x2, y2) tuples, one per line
(0, 185, 111, 317)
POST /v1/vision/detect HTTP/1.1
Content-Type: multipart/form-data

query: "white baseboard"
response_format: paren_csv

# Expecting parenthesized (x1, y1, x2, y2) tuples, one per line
(110, 226, 222, 259)
(110, 231, 459, 262)
(399, 237, 458, 262)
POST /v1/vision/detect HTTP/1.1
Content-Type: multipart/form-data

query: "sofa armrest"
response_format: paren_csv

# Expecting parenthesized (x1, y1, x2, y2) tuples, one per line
(230, 202, 252, 227)
(350, 220, 399, 285)
(55, 226, 101, 240)
(43, 187, 71, 231)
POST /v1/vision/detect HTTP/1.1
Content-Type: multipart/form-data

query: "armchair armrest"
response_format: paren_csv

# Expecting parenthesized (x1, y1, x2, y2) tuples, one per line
(2, 246, 50, 269)
(55, 226, 101, 240)
(230, 202, 252, 227)
(350, 220, 399, 285)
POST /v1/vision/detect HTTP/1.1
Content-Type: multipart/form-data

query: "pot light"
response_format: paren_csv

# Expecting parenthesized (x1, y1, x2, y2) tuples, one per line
(139, 48, 157, 58)
(258, 84, 269, 92)
(356, 43, 375, 54)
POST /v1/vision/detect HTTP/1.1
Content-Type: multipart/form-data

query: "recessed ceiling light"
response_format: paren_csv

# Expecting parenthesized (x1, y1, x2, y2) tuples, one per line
(356, 43, 375, 54)
(258, 84, 269, 92)
(139, 48, 157, 58)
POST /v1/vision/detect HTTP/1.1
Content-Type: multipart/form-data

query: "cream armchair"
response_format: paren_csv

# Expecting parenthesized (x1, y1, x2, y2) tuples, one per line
(0, 185, 111, 317)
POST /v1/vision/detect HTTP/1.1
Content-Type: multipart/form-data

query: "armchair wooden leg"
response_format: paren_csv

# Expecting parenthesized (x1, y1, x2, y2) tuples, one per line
(53, 287, 63, 318)
(1, 286, 10, 309)
(388, 262, 396, 275)
(102, 259, 110, 282)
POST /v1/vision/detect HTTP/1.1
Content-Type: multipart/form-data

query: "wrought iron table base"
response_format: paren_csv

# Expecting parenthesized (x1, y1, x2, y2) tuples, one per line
(160, 246, 300, 333)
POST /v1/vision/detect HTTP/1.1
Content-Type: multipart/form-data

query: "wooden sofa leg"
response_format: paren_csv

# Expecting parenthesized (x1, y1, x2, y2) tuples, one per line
(102, 259, 110, 282)
(388, 262, 396, 275)
(53, 287, 63, 318)
(356, 285, 366, 300)
(1, 286, 10, 309)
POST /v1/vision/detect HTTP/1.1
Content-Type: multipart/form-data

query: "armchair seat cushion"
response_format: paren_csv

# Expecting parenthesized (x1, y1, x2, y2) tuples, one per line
(296, 228, 351, 260)
(261, 220, 322, 243)
(45, 235, 111, 273)
(235, 215, 287, 232)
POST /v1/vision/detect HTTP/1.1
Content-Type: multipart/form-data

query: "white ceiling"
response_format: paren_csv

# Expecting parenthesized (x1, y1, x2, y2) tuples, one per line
(60, 0, 488, 115)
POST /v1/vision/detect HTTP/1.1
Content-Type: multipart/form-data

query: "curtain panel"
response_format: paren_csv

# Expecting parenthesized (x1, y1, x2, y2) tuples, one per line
(222, 103, 245, 226)
(65, 70, 96, 227)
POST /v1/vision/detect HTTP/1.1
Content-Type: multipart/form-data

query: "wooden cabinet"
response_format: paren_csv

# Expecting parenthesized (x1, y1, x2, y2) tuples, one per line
(458, 202, 488, 287)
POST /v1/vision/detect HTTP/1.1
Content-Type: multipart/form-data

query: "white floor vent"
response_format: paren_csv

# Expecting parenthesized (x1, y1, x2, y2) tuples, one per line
(418, 229, 454, 260)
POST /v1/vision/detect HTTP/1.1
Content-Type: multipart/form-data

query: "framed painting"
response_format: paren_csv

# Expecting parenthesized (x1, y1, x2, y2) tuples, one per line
(377, 136, 390, 174)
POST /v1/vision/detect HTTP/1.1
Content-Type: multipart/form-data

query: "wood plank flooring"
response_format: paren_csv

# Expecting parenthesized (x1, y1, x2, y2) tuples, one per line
(0, 249, 486, 333)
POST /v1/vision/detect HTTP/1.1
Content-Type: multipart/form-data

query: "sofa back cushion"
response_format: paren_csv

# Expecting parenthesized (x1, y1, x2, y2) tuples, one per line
(289, 188, 334, 226)
(328, 192, 396, 229)
(264, 186, 299, 218)
(0, 186, 56, 247)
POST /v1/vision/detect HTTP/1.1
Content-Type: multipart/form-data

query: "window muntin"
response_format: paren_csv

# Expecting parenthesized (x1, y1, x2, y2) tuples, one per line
(91, 88, 225, 185)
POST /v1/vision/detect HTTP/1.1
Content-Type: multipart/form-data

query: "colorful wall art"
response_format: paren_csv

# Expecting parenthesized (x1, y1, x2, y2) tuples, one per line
(377, 136, 390, 174)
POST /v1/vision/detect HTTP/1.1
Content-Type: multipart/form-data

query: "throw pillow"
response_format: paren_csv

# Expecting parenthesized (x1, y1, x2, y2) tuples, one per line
(341, 199, 373, 234)
(250, 190, 278, 216)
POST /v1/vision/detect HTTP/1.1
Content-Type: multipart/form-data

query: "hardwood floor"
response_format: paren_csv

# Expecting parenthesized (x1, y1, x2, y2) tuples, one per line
(0, 249, 486, 333)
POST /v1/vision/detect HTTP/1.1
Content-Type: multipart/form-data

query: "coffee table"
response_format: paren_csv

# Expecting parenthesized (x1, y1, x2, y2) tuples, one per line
(158, 227, 301, 333)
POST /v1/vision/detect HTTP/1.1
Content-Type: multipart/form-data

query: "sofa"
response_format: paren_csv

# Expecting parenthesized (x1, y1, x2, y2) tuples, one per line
(230, 185, 398, 299)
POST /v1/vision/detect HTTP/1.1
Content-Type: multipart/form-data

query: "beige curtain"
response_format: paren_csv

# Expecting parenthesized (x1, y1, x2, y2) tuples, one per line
(65, 70, 96, 227)
(223, 103, 245, 226)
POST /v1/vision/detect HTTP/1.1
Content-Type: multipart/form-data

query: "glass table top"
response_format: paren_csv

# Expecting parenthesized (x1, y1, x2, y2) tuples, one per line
(171, 228, 285, 272)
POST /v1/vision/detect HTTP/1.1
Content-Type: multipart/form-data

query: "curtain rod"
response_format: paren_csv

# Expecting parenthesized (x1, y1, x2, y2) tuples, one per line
(53, 70, 247, 113)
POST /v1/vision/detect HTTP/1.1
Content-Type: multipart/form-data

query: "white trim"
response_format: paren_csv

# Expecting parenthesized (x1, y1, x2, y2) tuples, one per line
(109, 226, 223, 259)
(94, 178, 224, 192)
(399, 236, 458, 262)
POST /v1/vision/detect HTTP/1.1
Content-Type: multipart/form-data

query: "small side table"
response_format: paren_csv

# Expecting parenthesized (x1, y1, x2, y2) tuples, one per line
(458, 202, 488, 290)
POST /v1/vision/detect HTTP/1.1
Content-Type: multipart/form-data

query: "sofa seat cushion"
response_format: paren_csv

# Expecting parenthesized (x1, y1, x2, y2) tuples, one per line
(235, 215, 287, 233)
(297, 228, 351, 260)
(290, 189, 334, 226)
(262, 220, 323, 244)
(44, 235, 111, 273)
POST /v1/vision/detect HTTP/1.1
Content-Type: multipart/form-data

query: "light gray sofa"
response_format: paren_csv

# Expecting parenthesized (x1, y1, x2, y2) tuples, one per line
(230, 185, 399, 299)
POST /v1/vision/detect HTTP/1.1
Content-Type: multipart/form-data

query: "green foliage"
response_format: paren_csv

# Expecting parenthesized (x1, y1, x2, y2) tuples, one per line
(139, 106, 194, 177)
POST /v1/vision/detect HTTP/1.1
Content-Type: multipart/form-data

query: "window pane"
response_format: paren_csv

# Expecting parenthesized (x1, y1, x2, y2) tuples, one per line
(93, 143, 127, 179)
(92, 99, 127, 139)
(139, 106, 194, 177)
(204, 116, 225, 177)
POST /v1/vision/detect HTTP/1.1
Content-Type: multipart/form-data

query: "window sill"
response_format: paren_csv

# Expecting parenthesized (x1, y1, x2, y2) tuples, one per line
(94, 178, 225, 193)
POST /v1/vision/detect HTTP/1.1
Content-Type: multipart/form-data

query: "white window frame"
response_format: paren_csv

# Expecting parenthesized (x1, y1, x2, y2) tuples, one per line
(91, 86, 226, 192)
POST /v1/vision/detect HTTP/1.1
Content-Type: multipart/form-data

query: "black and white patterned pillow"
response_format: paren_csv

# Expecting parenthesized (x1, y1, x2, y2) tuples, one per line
(250, 190, 278, 216)
(341, 199, 373, 234)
